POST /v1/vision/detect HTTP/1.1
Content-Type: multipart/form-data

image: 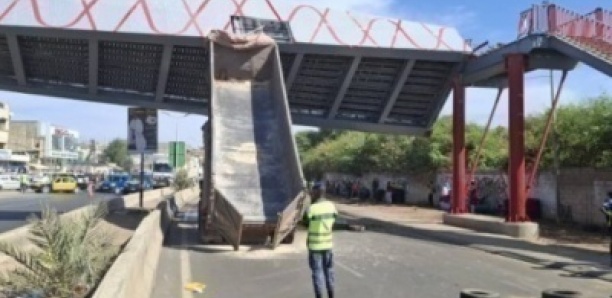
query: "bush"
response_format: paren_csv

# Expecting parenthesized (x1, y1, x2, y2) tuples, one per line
(0, 203, 118, 298)
(173, 169, 193, 191)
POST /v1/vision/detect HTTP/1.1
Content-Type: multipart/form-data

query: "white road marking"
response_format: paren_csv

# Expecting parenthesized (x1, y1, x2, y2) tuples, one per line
(335, 259, 364, 278)
(181, 227, 194, 298)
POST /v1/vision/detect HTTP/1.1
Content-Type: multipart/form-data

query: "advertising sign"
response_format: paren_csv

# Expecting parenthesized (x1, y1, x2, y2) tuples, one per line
(128, 108, 158, 154)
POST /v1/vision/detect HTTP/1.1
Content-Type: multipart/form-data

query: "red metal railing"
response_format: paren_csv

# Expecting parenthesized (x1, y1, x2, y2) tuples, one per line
(519, 3, 612, 57)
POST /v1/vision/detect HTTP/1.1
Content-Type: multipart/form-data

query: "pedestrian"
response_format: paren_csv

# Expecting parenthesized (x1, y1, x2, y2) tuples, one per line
(601, 192, 612, 267)
(19, 171, 28, 193)
(87, 180, 94, 199)
(303, 182, 337, 298)
(385, 181, 393, 206)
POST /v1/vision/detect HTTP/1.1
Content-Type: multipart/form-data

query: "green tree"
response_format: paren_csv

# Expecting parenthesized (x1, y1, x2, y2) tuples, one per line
(103, 139, 129, 169)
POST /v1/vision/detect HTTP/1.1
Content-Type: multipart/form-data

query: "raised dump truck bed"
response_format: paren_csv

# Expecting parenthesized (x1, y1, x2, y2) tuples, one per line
(200, 34, 306, 250)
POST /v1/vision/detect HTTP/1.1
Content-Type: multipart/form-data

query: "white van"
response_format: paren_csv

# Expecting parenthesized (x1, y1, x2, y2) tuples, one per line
(0, 174, 21, 190)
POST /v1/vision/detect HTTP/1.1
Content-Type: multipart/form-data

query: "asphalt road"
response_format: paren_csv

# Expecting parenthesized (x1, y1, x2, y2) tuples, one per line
(0, 191, 117, 233)
(153, 211, 612, 298)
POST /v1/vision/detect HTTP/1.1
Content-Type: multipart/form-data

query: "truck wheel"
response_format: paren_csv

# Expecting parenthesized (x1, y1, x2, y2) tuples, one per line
(42, 186, 50, 194)
(542, 289, 582, 298)
(460, 289, 500, 298)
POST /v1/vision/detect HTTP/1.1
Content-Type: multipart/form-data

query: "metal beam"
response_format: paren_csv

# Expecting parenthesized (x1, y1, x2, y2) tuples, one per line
(327, 56, 361, 119)
(155, 43, 174, 102)
(292, 114, 427, 135)
(88, 39, 98, 95)
(5, 33, 25, 86)
(378, 59, 415, 123)
(285, 53, 303, 92)
(426, 63, 464, 128)
(0, 80, 206, 115)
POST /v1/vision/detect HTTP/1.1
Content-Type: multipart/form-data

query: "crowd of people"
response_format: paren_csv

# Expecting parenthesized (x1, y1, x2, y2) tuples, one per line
(323, 179, 398, 205)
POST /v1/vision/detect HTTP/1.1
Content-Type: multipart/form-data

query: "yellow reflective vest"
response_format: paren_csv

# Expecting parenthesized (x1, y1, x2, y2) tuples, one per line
(305, 199, 337, 251)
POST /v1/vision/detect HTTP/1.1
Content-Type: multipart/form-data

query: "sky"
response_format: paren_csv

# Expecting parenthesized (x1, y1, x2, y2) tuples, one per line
(2, 0, 611, 146)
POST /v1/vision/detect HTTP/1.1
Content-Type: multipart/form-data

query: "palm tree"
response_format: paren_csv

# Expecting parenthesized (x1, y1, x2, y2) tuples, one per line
(0, 203, 118, 298)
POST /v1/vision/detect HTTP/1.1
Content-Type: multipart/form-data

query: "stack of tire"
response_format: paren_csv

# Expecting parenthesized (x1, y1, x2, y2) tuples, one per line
(460, 289, 582, 298)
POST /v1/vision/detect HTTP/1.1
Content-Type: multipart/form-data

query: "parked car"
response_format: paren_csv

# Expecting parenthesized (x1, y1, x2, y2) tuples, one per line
(51, 176, 79, 193)
(0, 174, 21, 191)
(122, 174, 154, 194)
(98, 174, 130, 194)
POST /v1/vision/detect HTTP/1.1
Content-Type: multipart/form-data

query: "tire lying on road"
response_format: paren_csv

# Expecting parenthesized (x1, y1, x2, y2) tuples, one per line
(542, 289, 582, 298)
(460, 289, 501, 298)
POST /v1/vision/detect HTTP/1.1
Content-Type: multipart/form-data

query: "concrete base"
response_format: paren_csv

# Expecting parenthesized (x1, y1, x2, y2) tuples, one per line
(443, 213, 539, 240)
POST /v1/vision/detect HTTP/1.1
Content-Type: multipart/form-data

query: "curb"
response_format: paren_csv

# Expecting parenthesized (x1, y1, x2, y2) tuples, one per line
(92, 187, 198, 298)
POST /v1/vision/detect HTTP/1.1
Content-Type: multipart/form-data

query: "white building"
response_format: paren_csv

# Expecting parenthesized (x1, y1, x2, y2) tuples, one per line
(0, 102, 10, 149)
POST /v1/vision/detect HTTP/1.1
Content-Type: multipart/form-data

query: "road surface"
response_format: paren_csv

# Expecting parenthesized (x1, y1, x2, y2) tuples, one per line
(152, 210, 611, 298)
(0, 191, 117, 233)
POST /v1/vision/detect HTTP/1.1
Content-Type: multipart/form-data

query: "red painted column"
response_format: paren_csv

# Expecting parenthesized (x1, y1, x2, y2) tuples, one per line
(452, 77, 466, 214)
(506, 54, 528, 222)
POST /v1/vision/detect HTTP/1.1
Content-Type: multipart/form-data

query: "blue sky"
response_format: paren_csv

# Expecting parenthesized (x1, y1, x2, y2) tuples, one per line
(2, 0, 611, 146)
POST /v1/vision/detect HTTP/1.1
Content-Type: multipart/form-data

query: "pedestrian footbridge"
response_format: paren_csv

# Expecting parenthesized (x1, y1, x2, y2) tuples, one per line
(0, 0, 473, 135)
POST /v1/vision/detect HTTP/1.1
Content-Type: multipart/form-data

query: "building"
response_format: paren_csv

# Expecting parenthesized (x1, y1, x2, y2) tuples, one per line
(8, 121, 80, 168)
(0, 102, 10, 149)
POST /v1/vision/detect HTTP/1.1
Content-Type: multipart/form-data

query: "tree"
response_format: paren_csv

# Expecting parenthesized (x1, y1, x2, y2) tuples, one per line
(173, 169, 193, 191)
(0, 203, 118, 297)
(103, 139, 129, 169)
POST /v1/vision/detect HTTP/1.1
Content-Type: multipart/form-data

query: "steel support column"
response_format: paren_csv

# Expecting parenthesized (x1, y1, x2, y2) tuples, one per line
(452, 77, 466, 214)
(506, 54, 528, 222)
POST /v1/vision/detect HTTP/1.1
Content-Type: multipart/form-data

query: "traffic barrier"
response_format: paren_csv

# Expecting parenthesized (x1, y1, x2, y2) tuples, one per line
(542, 289, 583, 298)
(93, 187, 199, 298)
(460, 289, 501, 298)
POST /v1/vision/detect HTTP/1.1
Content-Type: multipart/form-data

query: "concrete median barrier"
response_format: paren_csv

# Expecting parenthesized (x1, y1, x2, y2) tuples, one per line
(443, 213, 539, 240)
(92, 187, 199, 298)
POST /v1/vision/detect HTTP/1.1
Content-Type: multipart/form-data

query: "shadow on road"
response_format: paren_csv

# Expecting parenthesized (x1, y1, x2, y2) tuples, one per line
(0, 210, 42, 222)
(340, 212, 612, 282)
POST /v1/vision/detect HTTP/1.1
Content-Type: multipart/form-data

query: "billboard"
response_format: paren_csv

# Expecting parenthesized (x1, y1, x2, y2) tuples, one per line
(128, 108, 158, 154)
(40, 123, 80, 159)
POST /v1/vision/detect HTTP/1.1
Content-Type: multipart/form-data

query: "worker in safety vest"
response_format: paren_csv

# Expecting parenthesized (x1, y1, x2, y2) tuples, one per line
(601, 192, 612, 266)
(303, 182, 337, 298)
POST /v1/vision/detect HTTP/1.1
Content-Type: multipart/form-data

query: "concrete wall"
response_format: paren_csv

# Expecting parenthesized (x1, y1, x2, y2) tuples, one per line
(436, 171, 557, 219)
(556, 168, 612, 227)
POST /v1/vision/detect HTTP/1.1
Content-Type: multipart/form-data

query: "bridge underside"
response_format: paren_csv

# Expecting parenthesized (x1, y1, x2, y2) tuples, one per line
(0, 26, 466, 135)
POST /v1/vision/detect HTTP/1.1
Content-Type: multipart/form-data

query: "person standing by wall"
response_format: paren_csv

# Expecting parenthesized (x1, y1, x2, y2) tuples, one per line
(601, 192, 612, 267)
(303, 182, 337, 298)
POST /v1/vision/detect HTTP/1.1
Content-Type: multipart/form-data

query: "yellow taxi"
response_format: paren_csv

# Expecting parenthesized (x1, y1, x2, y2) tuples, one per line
(51, 176, 79, 193)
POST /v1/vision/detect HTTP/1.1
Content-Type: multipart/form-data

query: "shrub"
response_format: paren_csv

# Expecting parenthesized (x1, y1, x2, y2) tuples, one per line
(0, 203, 118, 298)
(173, 169, 193, 191)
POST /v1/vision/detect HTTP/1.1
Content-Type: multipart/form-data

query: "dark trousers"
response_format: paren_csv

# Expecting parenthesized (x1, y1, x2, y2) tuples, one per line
(308, 250, 334, 298)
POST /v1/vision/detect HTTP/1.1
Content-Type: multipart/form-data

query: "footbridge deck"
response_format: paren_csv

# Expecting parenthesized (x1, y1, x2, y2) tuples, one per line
(0, 0, 472, 135)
